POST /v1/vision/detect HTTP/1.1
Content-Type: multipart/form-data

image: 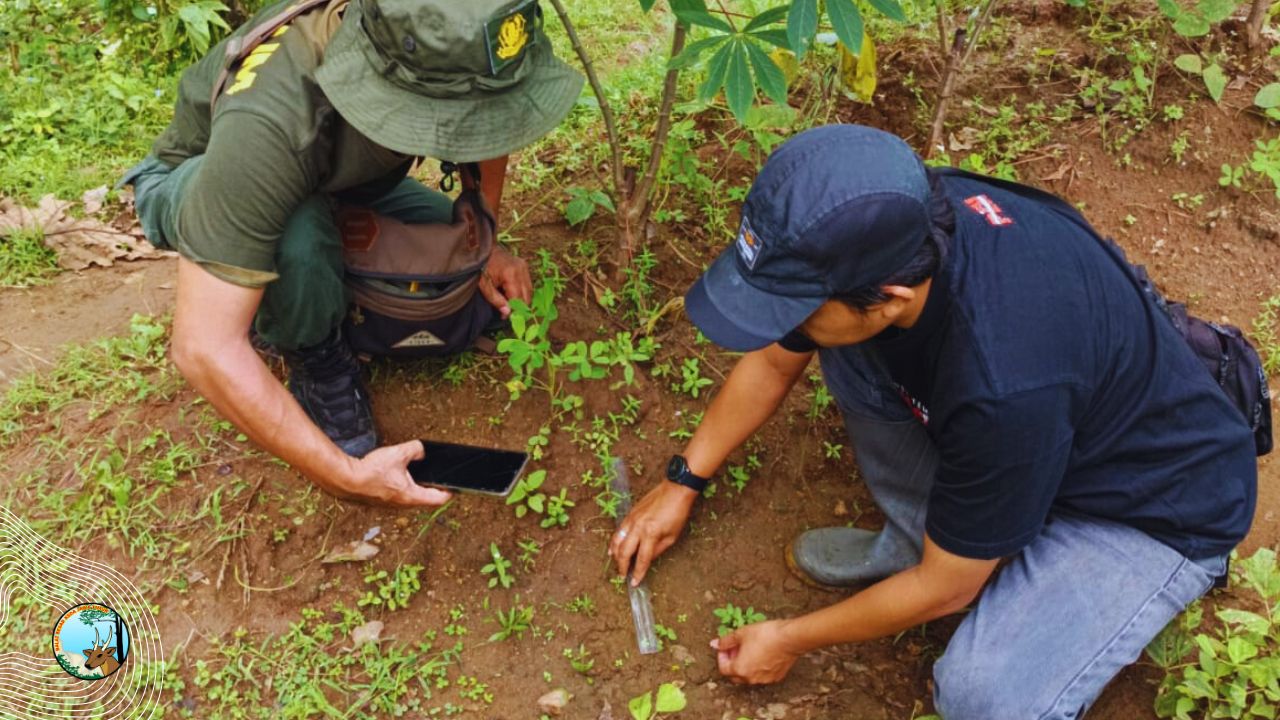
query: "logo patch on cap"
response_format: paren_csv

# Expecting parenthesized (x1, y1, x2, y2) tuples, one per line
(736, 216, 763, 269)
(486, 0, 538, 75)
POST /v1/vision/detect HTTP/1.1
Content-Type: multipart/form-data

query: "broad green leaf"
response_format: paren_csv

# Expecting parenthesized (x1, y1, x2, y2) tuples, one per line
(528, 494, 545, 513)
(786, 0, 819, 58)
(1203, 63, 1227, 103)
(724, 40, 755, 122)
(744, 103, 797, 129)
(1217, 608, 1270, 635)
(565, 194, 595, 226)
(1255, 83, 1280, 108)
(744, 40, 788, 104)
(1173, 12, 1212, 36)
(743, 5, 789, 32)
(637, 0, 656, 11)
(1197, 0, 1239, 23)
(628, 691, 653, 720)
(1147, 622, 1194, 668)
(669, 34, 730, 70)
(670, 0, 733, 32)
(1157, 0, 1182, 18)
(1227, 636, 1260, 664)
(826, 0, 865, 54)
(655, 683, 687, 712)
(699, 41, 734, 102)
(588, 190, 614, 212)
(867, 0, 908, 22)
(751, 28, 792, 48)
(1174, 53, 1203, 75)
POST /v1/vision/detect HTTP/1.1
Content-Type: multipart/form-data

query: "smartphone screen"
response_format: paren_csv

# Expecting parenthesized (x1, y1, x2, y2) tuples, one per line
(407, 441, 529, 496)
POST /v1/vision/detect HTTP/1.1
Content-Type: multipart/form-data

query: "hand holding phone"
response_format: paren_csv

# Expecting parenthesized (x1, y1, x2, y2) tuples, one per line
(407, 440, 529, 496)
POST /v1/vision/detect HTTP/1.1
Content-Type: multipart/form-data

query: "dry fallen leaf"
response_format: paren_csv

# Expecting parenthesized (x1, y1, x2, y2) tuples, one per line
(321, 540, 380, 564)
(0, 192, 172, 271)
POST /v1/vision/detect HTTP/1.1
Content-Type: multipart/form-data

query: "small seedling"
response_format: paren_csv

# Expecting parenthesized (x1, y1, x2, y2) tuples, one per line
(489, 602, 534, 642)
(541, 488, 575, 529)
(628, 682, 687, 720)
(507, 469, 547, 519)
(674, 358, 713, 398)
(516, 538, 541, 570)
(481, 543, 514, 589)
(563, 643, 595, 676)
(714, 603, 767, 637)
(358, 564, 424, 611)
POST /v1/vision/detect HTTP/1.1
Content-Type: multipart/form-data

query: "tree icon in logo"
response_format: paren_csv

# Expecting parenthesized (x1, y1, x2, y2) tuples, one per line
(51, 603, 130, 680)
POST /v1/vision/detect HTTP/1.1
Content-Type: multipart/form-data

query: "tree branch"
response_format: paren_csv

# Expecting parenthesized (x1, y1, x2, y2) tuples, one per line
(925, 29, 966, 160)
(629, 20, 688, 227)
(1245, 0, 1272, 52)
(546, 0, 626, 199)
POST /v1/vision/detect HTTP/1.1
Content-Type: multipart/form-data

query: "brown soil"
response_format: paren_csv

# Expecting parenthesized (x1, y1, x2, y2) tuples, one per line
(2, 5, 1278, 719)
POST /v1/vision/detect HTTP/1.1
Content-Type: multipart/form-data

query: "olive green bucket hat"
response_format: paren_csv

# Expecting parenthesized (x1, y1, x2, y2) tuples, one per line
(315, 0, 584, 161)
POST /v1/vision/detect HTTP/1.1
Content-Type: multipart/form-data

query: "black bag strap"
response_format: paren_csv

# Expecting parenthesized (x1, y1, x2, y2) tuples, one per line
(209, 0, 333, 111)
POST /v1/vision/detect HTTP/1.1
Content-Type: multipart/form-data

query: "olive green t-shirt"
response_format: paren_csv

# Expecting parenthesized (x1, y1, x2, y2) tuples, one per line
(150, 0, 413, 287)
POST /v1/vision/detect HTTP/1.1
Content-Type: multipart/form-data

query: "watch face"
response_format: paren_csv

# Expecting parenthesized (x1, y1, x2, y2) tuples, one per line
(667, 455, 685, 480)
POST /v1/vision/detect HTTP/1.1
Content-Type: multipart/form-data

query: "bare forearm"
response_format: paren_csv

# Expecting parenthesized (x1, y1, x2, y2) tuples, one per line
(179, 339, 354, 493)
(781, 565, 971, 653)
(683, 347, 809, 476)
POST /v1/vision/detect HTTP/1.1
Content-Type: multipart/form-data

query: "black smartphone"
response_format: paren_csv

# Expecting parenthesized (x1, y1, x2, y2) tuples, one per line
(407, 440, 529, 497)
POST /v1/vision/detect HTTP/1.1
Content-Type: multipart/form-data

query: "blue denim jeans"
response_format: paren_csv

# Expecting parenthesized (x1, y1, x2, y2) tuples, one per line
(818, 344, 1228, 720)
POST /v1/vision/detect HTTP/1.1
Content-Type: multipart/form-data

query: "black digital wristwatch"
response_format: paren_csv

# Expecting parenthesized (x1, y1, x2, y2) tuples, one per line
(666, 454, 710, 494)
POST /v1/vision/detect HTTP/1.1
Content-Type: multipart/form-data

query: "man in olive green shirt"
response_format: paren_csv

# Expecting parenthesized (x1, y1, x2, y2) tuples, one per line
(120, 0, 583, 506)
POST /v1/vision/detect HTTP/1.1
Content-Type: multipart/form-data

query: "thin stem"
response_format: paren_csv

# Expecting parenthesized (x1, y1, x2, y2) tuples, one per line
(959, 0, 1000, 70)
(629, 20, 689, 228)
(1245, 0, 1271, 52)
(545, 0, 626, 199)
(713, 0, 740, 31)
(925, 29, 966, 160)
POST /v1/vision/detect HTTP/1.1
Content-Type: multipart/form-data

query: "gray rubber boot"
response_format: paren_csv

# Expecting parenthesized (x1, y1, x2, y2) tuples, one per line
(789, 527, 920, 587)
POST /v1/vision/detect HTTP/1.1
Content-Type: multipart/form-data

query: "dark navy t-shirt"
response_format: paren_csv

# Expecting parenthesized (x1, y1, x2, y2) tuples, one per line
(785, 173, 1257, 561)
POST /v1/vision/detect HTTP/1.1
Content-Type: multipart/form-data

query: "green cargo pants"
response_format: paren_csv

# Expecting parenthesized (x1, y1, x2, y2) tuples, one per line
(120, 154, 452, 350)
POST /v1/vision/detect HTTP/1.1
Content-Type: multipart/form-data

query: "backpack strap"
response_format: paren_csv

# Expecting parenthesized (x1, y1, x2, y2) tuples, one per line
(209, 0, 333, 111)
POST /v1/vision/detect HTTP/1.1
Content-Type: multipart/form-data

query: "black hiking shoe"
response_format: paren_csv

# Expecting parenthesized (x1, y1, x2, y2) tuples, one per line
(283, 328, 378, 458)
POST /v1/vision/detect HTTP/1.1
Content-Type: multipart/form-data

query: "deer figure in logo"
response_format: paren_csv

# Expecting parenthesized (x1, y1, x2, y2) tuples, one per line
(83, 625, 120, 676)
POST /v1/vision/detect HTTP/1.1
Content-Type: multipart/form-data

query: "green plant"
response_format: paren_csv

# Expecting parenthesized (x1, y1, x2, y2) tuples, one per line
(1253, 294, 1280, 376)
(1159, 0, 1241, 37)
(0, 228, 59, 287)
(563, 643, 595, 675)
(516, 538, 542, 570)
(358, 564, 424, 611)
(489, 602, 534, 642)
(527, 425, 551, 461)
(1147, 547, 1280, 718)
(1221, 136, 1280, 197)
(507, 469, 548, 519)
(674, 358, 713, 398)
(563, 186, 616, 226)
(714, 603, 767, 637)
(1174, 53, 1228, 104)
(628, 682, 688, 720)
(481, 543, 514, 590)
(541, 488, 576, 529)
(566, 594, 597, 616)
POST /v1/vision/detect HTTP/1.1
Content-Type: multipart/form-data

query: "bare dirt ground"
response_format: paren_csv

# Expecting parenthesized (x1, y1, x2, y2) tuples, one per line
(1, 4, 1278, 719)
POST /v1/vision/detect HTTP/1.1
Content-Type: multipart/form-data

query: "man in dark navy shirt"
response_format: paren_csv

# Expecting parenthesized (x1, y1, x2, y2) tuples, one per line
(608, 125, 1257, 718)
